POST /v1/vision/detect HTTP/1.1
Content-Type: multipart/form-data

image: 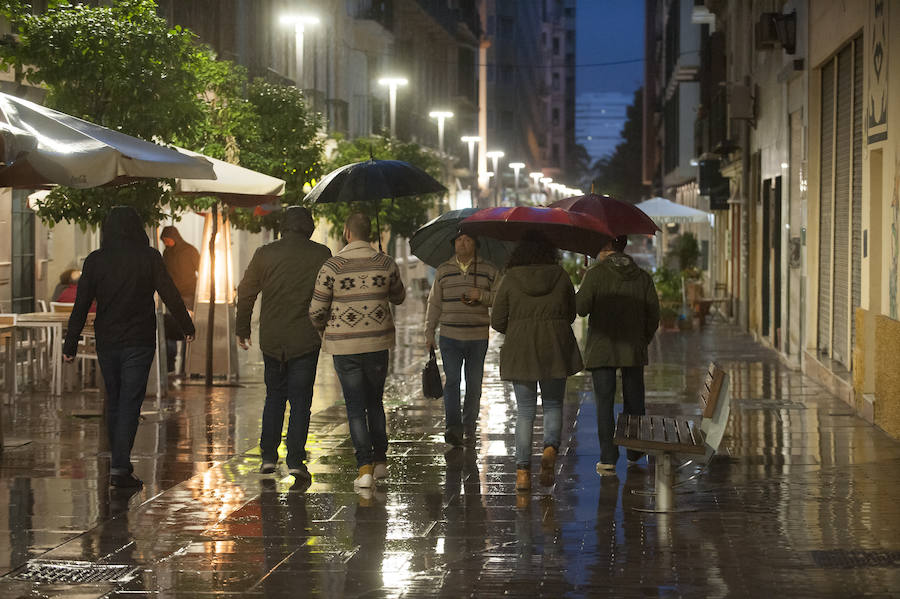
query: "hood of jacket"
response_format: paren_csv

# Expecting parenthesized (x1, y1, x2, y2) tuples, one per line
(281, 206, 315, 237)
(160, 225, 186, 245)
(506, 264, 565, 296)
(102, 206, 149, 249)
(599, 252, 642, 281)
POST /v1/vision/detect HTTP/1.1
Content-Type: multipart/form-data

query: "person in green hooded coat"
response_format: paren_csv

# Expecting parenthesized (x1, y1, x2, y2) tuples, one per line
(491, 231, 583, 492)
(576, 236, 659, 475)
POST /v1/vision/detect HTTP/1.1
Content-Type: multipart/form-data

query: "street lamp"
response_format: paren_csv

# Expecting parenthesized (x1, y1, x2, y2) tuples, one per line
(486, 150, 504, 206)
(529, 171, 543, 188)
(378, 76, 408, 138)
(461, 135, 481, 173)
(508, 162, 525, 190)
(279, 15, 320, 89)
(429, 111, 453, 154)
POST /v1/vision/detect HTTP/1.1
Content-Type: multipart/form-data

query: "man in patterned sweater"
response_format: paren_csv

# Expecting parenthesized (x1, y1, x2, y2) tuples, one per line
(425, 232, 500, 447)
(309, 212, 405, 489)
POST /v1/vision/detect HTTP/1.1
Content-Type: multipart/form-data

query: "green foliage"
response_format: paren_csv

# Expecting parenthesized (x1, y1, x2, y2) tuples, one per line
(228, 80, 326, 233)
(590, 87, 649, 202)
(314, 135, 444, 240)
(0, 0, 215, 227)
(653, 266, 682, 305)
(666, 231, 701, 272)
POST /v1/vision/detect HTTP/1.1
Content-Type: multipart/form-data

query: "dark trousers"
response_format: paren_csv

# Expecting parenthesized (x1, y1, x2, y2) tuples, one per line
(261, 351, 319, 469)
(438, 336, 489, 441)
(97, 346, 156, 475)
(333, 350, 389, 468)
(591, 366, 645, 464)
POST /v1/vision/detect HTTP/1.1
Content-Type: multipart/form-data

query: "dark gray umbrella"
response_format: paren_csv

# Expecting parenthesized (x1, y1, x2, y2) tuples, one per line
(304, 159, 446, 204)
(410, 208, 515, 269)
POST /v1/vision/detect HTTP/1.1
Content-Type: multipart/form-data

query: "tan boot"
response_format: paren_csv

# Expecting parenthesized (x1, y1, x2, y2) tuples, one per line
(355, 464, 375, 488)
(540, 446, 557, 487)
(516, 468, 531, 491)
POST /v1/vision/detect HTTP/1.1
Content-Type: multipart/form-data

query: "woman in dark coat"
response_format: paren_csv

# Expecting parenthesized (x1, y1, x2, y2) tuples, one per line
(490, 232, 583, 491)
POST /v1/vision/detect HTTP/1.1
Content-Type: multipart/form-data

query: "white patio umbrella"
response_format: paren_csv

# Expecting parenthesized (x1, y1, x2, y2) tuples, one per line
(173, 147, 285, 205)
(634, 197, 711, 226)
(0, 92, 215, 188)
(171, 147, 286, 386)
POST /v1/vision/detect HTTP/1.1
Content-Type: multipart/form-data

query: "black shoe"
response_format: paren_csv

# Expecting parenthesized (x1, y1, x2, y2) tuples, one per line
(288, 464, 311, 481)
(109, 473, 143, 489)
(259, 462, 277, 475)
(290, 477, 312, 493)
(463, 430, 477, 447)
(445, 430, 464, 447)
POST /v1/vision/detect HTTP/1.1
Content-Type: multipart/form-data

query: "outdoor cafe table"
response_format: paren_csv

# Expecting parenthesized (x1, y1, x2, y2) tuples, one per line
(14, 312, 95, 396)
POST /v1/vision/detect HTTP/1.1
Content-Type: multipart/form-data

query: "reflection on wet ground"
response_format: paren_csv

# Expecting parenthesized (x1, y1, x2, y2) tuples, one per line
(2, 301, 900, 597)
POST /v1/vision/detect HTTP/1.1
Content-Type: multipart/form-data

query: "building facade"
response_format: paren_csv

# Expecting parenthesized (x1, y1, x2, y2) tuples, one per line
(650, 0, 900, 439)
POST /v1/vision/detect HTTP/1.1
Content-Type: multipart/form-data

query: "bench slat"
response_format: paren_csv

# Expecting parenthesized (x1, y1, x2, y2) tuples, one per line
(650, 415, 667, 444)
(664, 417, 680, 445)
(614, 416, 705, 455)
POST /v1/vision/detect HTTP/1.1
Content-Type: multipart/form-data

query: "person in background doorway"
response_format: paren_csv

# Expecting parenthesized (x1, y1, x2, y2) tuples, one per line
(576, 236, 660, 475)
(425, 232, 499, 447)
(160, 226, 200, 373)
(236, 206, 331, 481)
(64, 206, 194, 489)
(53, 268, 80, 301)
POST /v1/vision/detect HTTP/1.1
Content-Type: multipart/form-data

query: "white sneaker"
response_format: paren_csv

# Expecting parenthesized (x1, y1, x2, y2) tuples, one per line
(354, 465, 375, 488)
(596, 462, 617, 476)
(373, 461, 388, 480)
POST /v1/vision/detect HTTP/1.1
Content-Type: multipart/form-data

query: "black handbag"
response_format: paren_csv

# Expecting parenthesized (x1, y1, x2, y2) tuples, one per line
(422, 347, 444, 399)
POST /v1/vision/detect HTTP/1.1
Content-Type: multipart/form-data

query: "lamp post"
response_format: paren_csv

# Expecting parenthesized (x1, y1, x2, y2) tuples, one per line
(529, 172, 542, 202)
(508, 162, 524, 205)
(429, 111, 453, 154)
(378, 76, 408, 138)
(486, 150, 504, 206)
(460, 135, 481, 174)
(279, 15, 319, 89)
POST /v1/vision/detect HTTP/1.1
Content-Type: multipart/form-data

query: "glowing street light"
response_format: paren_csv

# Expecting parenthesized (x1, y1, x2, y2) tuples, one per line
(428, 110, 453, 154)
(280, 15, 320, 88)
(508, 162, 525, 192)
(378, 76, 408, 138)
(460, 135, 481, 174)
(485, 150, 504, 206)
(529, 171, 543, 188)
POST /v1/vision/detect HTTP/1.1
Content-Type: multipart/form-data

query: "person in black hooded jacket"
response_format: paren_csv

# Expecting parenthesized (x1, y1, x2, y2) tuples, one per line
(64, 206, 195, 489)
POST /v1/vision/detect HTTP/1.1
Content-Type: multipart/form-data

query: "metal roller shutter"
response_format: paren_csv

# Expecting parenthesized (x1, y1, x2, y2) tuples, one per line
(831, 45, 852, 366)
(818, 60, 834, 355)
(851, 38, 863, 360)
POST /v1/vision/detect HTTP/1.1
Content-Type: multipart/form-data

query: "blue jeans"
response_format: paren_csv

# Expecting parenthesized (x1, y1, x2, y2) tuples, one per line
(97, 346, 156, 475)
(262, 351, 319, 469)
(333, 351, 389, 468)
(512, 378, 566, 469)
(592, 366, 645, 464)
(439, 336, 489, 440)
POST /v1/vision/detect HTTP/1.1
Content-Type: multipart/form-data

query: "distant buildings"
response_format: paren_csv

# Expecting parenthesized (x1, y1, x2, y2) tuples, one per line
(575, 91, 631, 166)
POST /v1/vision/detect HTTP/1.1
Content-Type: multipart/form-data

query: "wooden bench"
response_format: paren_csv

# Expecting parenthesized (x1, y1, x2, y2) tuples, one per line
(614, 362, 731, 512)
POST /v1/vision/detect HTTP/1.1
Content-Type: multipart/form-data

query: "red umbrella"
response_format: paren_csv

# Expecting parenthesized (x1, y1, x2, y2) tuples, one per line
(460, 205, 614, 256)
(549, 193, 660, 236)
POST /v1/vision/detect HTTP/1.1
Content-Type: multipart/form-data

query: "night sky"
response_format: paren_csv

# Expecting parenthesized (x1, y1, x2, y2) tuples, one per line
(576, 0, 645, 96)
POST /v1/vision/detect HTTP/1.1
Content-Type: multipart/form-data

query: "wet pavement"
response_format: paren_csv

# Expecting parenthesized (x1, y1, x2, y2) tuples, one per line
(2, 301, 900, 597)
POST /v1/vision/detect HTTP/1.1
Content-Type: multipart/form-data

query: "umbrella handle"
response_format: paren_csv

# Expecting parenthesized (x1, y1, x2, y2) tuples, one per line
(375, 210, 383, 252)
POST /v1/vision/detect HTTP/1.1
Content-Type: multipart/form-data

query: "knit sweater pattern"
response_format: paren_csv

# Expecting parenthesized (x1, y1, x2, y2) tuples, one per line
(425, 257, 499, 343)
(309, 240, 405, 355)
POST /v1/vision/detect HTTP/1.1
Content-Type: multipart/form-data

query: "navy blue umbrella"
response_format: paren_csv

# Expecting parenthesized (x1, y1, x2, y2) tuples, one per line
(410, 208, 515, 269)
(304, 159, 446, 204)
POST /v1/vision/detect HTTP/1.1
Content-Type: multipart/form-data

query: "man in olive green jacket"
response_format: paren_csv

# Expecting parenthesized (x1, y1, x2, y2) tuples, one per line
(576, 237, 659, 473)
(236, 207, 331, 479)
